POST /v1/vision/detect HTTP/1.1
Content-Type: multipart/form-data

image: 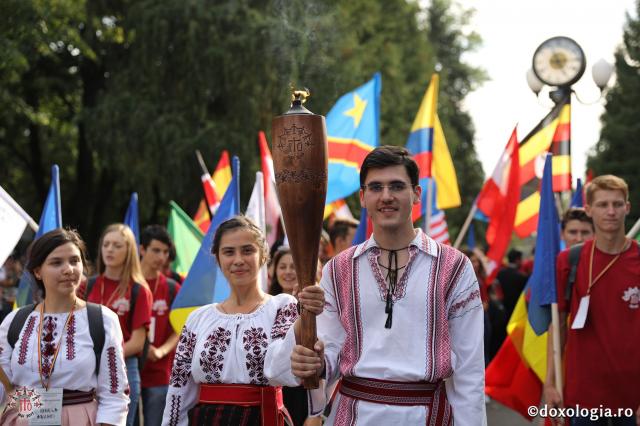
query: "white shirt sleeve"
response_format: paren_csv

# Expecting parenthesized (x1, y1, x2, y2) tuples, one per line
(0, 310, 18, 403)
(161, 320, 200, 426)
(95, 307, 130, 426)
(444, 259, 487, 426)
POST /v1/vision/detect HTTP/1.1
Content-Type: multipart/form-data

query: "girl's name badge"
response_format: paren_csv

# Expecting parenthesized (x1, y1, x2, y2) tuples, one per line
(571, 295, 590, 329)
(28, 387, 62, 426)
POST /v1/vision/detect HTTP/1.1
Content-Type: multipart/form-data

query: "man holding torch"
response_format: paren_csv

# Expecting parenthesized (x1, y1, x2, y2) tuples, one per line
(266, 145, 486, 425)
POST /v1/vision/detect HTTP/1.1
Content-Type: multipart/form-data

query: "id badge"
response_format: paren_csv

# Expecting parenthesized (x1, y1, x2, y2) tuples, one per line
(571, 295, 590, 329)
(149, 316, 156, 344)
(28, 387, 62, 425)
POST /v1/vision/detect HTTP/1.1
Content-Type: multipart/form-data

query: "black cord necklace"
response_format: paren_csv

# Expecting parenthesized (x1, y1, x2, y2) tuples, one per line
(378, 246, 409, 329)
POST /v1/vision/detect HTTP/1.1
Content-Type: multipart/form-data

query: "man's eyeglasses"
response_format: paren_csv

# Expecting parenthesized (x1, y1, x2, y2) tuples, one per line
(361, 182, 412, 193)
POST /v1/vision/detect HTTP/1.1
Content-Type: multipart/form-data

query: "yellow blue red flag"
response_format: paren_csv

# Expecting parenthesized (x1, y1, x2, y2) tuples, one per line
(406, 74, 461, 219)
(170, 157, 240, 333)
(326, 73, 381, 204)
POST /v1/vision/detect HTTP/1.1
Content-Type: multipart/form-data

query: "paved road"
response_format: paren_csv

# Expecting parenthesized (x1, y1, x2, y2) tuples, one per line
(487, 399, 532, 426)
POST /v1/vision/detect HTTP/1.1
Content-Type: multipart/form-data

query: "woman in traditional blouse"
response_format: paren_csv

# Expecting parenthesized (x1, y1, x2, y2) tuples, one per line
(84, 224, 153, 426)
(0, 228, 129, 425)
(161, 215, 324, 426)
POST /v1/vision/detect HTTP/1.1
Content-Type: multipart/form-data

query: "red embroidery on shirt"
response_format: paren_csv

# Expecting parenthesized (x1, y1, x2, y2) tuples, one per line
(243, 327, 268, 384)
(168, 394, 181, 426)
(367, 245, 418, 302)
(200, 327, 231, 383)
(65, 315, 76, 360)
(170, 327, 197, 388)
(40, 316, 58, 380)
(270, 303, 299, 340)
(107, 346, 118, 393)
(18, 316, 37, 365)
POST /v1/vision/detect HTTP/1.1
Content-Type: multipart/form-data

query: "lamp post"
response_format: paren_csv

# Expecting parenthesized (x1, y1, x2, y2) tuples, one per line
(526, 36, 614, 104)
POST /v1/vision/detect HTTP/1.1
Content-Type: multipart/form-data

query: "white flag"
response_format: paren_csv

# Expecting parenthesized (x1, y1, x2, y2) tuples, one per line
(245, 172, 269, 291)
(0, 186, 35, 265)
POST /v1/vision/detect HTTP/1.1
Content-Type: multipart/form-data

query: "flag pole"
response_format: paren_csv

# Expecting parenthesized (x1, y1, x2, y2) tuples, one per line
(195, 150, 214, 221)
(454, 203, 478, 249)
(626, 216, 640, 239)
(551, 303, 563, 394)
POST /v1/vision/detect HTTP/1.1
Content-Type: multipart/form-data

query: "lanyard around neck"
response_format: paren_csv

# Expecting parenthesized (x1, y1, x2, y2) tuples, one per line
(37, 300, 76, 390)
(587, 238, 629, 294)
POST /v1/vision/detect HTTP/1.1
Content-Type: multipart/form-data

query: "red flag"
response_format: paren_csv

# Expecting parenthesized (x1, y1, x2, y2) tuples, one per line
(485, 335, 542, 420)
(258, 131, 282, 246)
(193, 151, 232, 233)
(476, 128, 520, 280)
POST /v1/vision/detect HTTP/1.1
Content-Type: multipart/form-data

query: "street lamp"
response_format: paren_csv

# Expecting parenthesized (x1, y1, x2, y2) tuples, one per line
(526, 36, 614, 104)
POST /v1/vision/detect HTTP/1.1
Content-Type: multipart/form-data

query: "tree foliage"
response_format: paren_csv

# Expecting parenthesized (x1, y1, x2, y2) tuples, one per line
(1, 0, 485, 250)
(587, 3, 640, 230)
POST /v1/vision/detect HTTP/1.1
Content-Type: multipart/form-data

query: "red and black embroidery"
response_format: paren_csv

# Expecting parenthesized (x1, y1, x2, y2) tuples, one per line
(18, 316, 36, 365)
(170, 327, 197, 387)
(200, 327, 231, 383)
(40, 316, 59, 380)
(270, 303, 299, 340)
(168, 394, 182, 426)
(107, 346, 118, 393)
(368, 245, 418, 303)
(243, 327, 268, 385)
(65, 315, 76, 360)
(449, 289, 481, 317)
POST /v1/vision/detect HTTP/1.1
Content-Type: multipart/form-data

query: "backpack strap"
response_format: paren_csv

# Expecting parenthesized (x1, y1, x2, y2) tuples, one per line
(565, 243, 585, 302)
(8, 304, 37, 349)
(84, 276, 98, 301)
(166, 278, 178, 306)
(86, 302, 105, 375)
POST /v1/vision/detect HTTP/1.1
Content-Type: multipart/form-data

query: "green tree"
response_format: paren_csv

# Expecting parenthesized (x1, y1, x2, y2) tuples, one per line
(0, 0, 486, 251)
(587, 3, 640, 230)
(426, 0, 487, 240)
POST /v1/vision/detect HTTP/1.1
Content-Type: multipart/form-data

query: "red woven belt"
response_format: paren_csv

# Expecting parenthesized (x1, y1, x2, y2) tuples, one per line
(63, 389, 96, 406)
(340, 376, 441, 406)
(198, 384, 285, 426)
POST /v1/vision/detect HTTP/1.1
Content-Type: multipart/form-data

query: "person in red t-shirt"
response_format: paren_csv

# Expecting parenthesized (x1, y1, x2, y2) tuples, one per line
(550, 176, 640, 425)
(138, 225, 181, 426)
(86, 223, 153, 426)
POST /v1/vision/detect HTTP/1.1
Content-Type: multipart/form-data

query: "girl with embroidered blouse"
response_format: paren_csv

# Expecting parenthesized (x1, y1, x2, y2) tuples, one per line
(83, 224, 153, 426)
(161, 215, 324, 426)
(0, 228, 129, 425)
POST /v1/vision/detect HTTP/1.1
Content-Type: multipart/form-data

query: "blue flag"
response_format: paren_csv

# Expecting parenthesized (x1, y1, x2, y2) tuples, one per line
(169, 156, 241, 332)
(352, 208, 369, 246)
(124, 192, 140, 247)
(570, 178, 584, 208)
(527, 154, 561, 335)
(18, 165, 63, 306)
(326, 74, 381, 204)
(35, 165, 62, 238)
(467, 222, 476, 250)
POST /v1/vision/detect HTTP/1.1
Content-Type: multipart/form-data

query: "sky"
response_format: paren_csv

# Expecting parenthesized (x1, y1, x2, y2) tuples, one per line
(454, 0, 637, 180)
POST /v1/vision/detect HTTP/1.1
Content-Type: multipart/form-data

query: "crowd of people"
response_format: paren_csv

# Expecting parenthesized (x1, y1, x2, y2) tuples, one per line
(0, 146, 637, 425)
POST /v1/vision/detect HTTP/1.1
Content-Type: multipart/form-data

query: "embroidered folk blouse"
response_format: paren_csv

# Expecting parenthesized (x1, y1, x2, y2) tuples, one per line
(0, 305, 130, 425)
(161, 293, 299, 426)
(266, 229, 487, 426)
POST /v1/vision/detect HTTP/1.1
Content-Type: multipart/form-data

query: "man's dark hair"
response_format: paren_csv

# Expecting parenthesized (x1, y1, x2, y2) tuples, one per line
(561, 207, 594, 231)
(507, 249, 523, 264)
(360, 145, 419, 187)
(329, 218, 359, 247)
(140, 224, 173, 250)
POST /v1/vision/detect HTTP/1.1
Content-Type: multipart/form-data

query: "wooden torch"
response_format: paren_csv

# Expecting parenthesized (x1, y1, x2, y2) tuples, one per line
(271, 89, 327, 389)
